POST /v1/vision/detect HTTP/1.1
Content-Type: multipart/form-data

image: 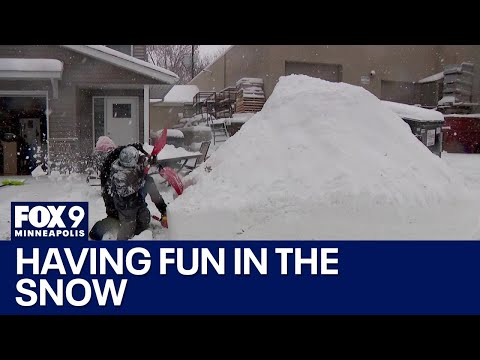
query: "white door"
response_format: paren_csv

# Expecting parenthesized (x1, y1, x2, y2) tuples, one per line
(105, 97, 139, 146)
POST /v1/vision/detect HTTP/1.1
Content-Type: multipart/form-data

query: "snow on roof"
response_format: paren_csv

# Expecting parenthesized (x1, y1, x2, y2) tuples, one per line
(381, 101, 444, 122)
(0, 58, 63, 79)
(163, 85, 199, 103)
(418, 72, 444, 84)
(61, 45, 179, 84)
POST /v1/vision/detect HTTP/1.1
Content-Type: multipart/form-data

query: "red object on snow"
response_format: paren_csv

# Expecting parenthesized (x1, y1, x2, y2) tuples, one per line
(151, 128, 168, 157)
(443, 115, 480, 153)
(160, 167, 184, 195)
(144, 128, 168, 174)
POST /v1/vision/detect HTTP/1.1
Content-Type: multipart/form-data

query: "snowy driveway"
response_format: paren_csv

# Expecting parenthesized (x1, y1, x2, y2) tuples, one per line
(1, 152, 480, 240)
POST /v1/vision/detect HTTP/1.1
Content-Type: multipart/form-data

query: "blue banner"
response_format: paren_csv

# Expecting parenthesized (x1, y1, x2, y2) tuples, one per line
(0, 240, 480, 315)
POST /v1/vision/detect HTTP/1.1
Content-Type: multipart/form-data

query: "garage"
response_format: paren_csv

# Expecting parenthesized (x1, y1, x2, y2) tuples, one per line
(0, 94, 48, 175)
(285, 61, 342, 82)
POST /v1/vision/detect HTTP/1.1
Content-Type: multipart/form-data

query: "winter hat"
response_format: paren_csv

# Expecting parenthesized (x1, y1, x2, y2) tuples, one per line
(96, 136, 116, 152)
(119, 146, 139, 168)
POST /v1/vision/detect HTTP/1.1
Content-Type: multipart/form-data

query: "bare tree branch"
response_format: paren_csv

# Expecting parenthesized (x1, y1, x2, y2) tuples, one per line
(146, 45, 211, 84)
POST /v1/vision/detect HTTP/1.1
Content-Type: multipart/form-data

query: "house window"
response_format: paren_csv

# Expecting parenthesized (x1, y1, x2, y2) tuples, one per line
(112, 104, 131, 118)
(105, 45, 132, 56)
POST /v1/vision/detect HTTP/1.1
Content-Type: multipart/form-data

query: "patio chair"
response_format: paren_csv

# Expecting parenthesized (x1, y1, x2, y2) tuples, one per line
(181, 141, 210, 175)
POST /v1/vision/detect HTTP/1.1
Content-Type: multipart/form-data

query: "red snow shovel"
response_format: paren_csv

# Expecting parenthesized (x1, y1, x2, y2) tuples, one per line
(146, 127, 184, 196)
(144, 127, 168, 175)
(159, 167, 184, 196)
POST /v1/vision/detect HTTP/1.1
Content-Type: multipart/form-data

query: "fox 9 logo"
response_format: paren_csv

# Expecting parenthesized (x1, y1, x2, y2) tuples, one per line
(11, 202, 88, 240)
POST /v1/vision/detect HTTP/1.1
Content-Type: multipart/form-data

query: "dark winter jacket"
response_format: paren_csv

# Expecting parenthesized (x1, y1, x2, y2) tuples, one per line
(111, 159, 146, 197)
(100, 143, 148, 189)
(99, 142, 167, 217)
(110, 158, 147, 212)
(99, 143, 148, 216)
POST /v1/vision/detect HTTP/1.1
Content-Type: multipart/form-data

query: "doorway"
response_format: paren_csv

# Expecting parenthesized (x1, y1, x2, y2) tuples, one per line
(105, 97, 138, 146)
(0, 95, 47, 175)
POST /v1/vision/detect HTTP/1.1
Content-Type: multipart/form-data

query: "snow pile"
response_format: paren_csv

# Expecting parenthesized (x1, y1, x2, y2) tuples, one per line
(167, 75, 468, 240)
(151, 129, 184, 139)
(179, 113, 213, 127)
(381, 101, 444, 122)
(143, 143, 200, 160)
(225, 113, 254, 125)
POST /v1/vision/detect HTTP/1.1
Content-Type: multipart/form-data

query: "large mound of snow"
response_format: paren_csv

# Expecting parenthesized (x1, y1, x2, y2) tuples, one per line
(167, 75, 468, 239)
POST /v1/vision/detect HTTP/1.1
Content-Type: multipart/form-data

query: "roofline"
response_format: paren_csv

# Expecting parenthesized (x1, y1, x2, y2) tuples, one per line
(151, 101, 186, 107)
(0, 58, 63, 80)
(61, 45, 179, 84)
(0, 71, 62, 80)
(189, 45, 236, 84)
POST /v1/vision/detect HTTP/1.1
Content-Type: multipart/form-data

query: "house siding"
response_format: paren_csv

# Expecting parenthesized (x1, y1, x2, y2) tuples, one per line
(0, 45, 162, 170)
(133, 45, 147, 61)
(150, 105, 184, 131)
(78, 89, 144, 153)
(190, 45, 480, 105)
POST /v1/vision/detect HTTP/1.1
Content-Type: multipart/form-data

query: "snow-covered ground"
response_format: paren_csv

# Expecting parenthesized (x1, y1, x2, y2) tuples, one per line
(3, 75, 480, 241)
(168, 152, 480, 240)
(0, 172, 176, 241)
(1, 152, 480, 240)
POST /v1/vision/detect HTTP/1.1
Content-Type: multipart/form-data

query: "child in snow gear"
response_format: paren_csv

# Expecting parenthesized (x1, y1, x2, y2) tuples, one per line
(110, 146, 152, 240)
(88, 137, 167, 240)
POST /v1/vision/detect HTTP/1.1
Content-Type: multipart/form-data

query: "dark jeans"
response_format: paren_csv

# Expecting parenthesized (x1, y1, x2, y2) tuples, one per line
(142, 175, 167, 214)
(89, 216, 120, 240)
(89, 207, 151, 240)
(113, 192, 151, 240)
(93, 175, 163, 240)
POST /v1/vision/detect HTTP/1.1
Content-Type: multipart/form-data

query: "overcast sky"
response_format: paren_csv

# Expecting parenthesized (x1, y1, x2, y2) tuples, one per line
(199, 45, 230, 57)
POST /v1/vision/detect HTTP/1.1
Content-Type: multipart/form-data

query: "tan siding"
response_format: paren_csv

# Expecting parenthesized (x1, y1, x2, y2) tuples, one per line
(150, 105, 184, 131)
(381, 80, 415, 104)
(190, 45, 452, 99)
(133, 45, 147, 61)
(285, 61, 342, 82)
